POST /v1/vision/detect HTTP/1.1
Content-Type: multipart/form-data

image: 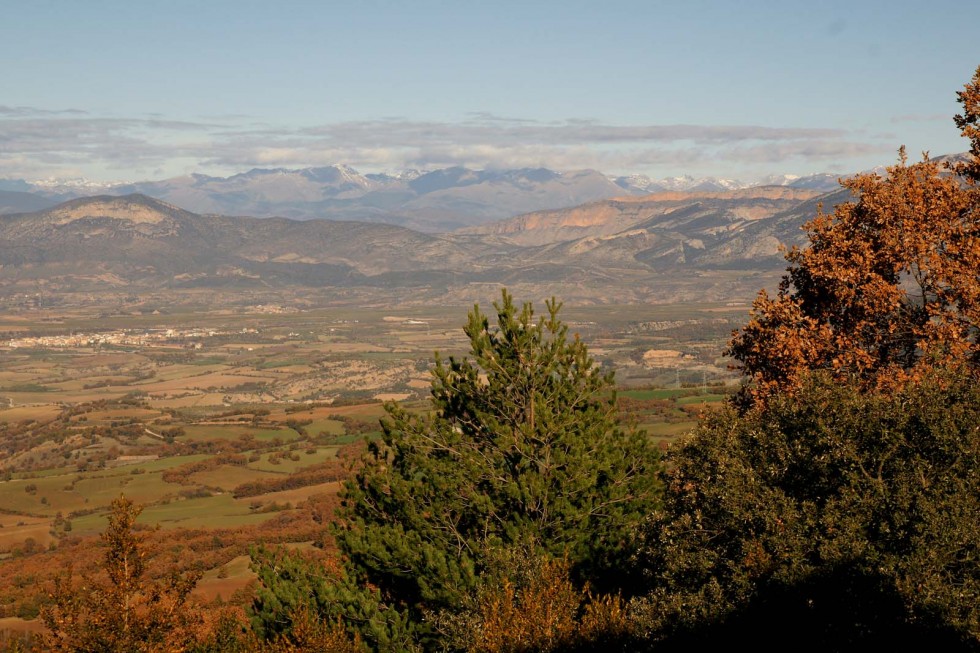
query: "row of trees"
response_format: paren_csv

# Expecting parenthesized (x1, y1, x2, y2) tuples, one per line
(30, 65, 980, 651)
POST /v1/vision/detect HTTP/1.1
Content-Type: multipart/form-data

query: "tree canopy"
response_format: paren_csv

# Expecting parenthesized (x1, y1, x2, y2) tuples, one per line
(326, 290, 660, 648)
(634, 370, 980, 651)
(727, 66, 980, 407)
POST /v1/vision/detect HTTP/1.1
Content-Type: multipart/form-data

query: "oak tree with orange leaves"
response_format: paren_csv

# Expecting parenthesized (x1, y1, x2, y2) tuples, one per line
(727, 66, 980, 407)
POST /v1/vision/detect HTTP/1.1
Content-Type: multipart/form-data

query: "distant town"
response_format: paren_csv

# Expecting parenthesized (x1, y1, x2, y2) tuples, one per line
(5, 327, 257, 349)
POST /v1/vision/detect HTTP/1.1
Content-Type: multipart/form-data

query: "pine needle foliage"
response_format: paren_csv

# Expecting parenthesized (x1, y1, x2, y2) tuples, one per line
(333, 289, 660, 647)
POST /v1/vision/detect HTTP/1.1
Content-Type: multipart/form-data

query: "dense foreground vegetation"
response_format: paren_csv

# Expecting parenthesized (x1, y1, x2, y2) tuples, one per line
(2, 66, 979, 652)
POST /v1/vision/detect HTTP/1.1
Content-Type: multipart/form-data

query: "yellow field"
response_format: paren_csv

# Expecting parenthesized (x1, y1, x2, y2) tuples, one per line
(236, 481, 342, 507)
(47, 377, 135, 391)
(0, 371, 52, 383)
(146, 392, 228, 407)
(0, 514, 53, 550)
(0, 405, 62, 423)
(77, 407, 162, 422)
(194, 554, 256, 602)
(188, 466, 282, 491)
(145, 364, 227, 382)
(261, 364, 316, 374)
(135, 372, 276, 392)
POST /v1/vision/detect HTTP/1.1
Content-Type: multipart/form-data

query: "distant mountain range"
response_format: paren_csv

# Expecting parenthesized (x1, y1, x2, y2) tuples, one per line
(610, 171, 841, 194)
(0, 165, 845, 232)
(5, 153, 971, 305)
(0, 184, 858, 305)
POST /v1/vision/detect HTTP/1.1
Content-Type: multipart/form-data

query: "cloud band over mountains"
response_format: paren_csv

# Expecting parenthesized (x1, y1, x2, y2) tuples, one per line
(0, 107, 894, 181)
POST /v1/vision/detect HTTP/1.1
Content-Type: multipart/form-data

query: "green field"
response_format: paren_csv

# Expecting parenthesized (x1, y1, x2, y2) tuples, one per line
(247, 446, 339, 473)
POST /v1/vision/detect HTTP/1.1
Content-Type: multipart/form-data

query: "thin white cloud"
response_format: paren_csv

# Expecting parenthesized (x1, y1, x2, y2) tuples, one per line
(0, 110, 891, 181)
(717, 140, 893, 163)
(0, 105, 88, 117)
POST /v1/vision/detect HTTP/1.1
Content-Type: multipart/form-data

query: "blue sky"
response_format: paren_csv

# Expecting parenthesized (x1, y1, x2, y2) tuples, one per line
(1, 0, 977, 183)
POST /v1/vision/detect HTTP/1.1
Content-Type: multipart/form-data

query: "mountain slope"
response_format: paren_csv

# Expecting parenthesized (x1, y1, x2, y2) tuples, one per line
(0, 190, 58, 215)
(8, 165, 845, 233)
(97, 166, 630, 231)
(0, 194, 501, 291)
(0, 184, 857, 304)
(461, 187, 821, 247)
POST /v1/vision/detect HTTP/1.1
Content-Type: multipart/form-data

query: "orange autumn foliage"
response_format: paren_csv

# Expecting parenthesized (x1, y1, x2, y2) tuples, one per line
(249, 605, 363, 653)
(40, 496, 204, 653)
(436, 549, 633, 653)
(728, 66, 980, 407)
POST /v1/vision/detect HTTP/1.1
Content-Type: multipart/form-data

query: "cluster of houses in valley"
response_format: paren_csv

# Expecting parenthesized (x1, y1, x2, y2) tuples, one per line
(4, 327, 257, 349)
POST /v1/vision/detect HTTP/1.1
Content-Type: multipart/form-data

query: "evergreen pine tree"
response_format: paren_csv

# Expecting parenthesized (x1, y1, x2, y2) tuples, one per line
(329, 289, 660, 648)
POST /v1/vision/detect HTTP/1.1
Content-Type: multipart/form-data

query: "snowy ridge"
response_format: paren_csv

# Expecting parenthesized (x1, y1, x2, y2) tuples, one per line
(16, 165, 846, 199)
